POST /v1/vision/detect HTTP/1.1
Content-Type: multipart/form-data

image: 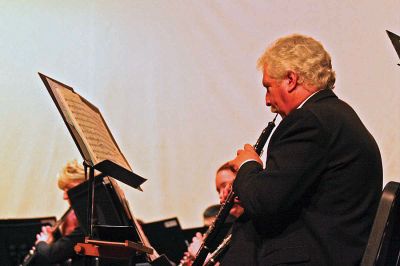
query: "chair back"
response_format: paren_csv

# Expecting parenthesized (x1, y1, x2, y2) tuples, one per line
(361, 181, 400, 266)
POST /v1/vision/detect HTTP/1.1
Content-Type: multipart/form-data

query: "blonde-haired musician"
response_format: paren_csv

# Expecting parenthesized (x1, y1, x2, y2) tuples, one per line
(34, 160, 85, 265)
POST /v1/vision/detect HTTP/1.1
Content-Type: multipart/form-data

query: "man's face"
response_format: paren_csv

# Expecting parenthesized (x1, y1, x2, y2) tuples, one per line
(262, 66, 288, 117)
(215, 169, 235, 201)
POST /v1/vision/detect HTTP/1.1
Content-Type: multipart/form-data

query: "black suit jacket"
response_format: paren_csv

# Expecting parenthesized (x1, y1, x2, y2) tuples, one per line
(223, 89, 382, 265)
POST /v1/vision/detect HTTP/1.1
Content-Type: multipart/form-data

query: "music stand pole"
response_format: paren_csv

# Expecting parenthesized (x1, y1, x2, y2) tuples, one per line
(83, 161, 96, 238)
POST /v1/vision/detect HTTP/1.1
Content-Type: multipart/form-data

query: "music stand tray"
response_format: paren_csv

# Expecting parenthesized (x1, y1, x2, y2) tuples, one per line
(75, 237, 153, 259)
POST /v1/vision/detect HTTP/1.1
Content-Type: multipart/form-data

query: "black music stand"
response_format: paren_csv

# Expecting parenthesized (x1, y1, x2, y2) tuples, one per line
(142, 217, 188, 264)
(84, 160, 146, 239)
(38, 73, 169, 264)
(386, 30, 400, 66)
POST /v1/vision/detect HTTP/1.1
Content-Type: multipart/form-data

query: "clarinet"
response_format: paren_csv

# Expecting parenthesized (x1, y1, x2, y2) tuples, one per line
(203, 234, 232, 266)
(192, 114, 278, 266)
(20, 208, 72, 266)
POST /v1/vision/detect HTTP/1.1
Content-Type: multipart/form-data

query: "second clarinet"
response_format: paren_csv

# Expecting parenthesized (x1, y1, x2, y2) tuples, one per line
(192, 114, 278, 266)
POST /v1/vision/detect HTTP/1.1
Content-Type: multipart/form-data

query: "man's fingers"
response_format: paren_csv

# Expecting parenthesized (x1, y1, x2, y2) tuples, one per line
(244, 143, 254, 151)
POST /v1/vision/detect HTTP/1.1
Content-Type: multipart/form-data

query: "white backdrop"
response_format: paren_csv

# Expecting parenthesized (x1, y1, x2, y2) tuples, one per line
(0, 1, 399, 228)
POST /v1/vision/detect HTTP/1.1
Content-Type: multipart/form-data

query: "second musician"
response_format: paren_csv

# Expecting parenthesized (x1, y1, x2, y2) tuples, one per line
(180, 163, 244, 266)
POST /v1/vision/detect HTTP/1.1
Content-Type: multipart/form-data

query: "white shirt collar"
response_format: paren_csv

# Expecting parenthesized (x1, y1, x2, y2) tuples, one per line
(297, 90, 321, 109)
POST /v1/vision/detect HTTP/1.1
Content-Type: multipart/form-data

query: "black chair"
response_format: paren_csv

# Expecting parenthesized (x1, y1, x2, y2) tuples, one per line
(361, 181, 400, 266)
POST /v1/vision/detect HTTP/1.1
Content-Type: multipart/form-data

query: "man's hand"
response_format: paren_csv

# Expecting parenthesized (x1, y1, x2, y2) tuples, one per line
(35, 225, 54, 244)
(229, 144, 263, 172)
(188, 232, 204, 257)
(179, 232, 204, 266)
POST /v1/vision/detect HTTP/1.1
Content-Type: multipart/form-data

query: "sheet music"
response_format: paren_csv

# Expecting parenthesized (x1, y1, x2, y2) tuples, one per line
(45, 77, 131, 171)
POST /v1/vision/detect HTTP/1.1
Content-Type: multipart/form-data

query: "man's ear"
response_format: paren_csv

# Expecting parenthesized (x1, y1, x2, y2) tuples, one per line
(286, 70, 298, 93)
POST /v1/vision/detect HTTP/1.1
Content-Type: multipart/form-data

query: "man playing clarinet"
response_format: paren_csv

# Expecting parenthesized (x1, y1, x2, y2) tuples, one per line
(222, 34, 382, 265)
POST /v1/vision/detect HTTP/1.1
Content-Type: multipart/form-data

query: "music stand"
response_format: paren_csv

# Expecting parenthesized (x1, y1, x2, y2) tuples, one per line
(142, 217, 188, 264)
(38, 73, 155, 263)
(67, 178, 134, 235)
(386, 30, 400, 66)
